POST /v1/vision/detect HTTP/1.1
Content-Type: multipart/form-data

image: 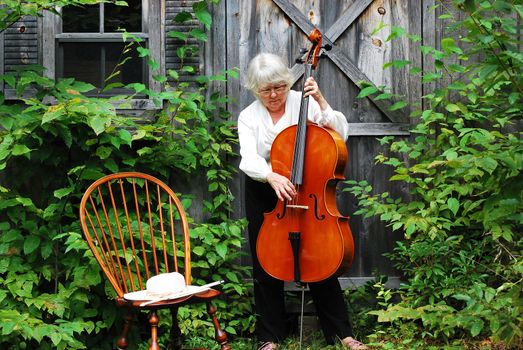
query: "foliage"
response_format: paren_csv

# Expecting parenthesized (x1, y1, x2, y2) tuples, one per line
(346, 0, 522, 348)
(344, 275, 394, 340)
(0, 1, 253, 349)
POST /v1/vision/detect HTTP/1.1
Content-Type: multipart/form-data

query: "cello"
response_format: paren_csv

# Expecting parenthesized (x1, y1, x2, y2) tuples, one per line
(256, 29, 354, 284)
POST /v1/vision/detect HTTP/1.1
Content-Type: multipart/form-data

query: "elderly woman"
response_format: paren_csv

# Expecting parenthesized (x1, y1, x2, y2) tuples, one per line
(237, 53, 366, 350)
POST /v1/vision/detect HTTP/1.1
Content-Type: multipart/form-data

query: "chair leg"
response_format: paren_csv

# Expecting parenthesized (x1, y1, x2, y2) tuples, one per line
(168, 307, 183, 350)
(116, 310, 133, 349)
(207, 302, 231, 350)
(149, 311, 161, 350)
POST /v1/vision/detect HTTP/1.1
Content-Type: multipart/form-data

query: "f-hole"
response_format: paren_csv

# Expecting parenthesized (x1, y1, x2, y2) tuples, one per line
(309, 194, 325, 221)
(276, 200, 287, 219)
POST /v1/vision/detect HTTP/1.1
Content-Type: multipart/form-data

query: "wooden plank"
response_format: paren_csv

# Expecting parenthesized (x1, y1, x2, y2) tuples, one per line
(42, 11, 57, 79)
(5, 22, 38, 30)
(55, 33, 149, 41)
(5, 51, 38, 58)
(271, 0, 407, 123)
(4, 40, 39, 47)
(327, 48, 406, 123)
(148, 0, 162, 93)
(347, 123, 410, 136)
(160, 0, 166, 81)
(408, 0, 422, 112)
(222, 0, 247, 266)
(341, 135, 407, 277)
(324, 0, 374, 41)
(4, 46, 38, 52)
(4, 27, 38, 35)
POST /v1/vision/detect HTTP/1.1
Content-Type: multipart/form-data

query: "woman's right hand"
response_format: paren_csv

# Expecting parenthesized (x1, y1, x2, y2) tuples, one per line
(266, 172, 296, 201)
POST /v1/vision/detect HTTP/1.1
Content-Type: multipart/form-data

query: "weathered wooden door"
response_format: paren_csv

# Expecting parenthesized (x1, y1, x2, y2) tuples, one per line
(208, 0, 423, 288)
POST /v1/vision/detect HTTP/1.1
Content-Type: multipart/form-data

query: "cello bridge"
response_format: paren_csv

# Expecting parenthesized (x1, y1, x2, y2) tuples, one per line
(286, 204, 309, 210)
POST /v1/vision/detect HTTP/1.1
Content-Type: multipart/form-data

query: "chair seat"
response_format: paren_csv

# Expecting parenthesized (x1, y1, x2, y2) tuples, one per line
(116, 289, 221, 308)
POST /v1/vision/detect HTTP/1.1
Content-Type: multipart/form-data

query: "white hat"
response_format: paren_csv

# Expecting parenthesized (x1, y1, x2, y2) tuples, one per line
(124, 272, 188, 301)
(145, 272, 186, 298)
(123, 273, 223, 305)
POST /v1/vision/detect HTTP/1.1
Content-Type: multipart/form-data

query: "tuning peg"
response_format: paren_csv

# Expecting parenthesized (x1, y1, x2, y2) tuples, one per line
(299, 48, 308, 54)
(323, 44, 332, 51)
(295, 57, 305, 64)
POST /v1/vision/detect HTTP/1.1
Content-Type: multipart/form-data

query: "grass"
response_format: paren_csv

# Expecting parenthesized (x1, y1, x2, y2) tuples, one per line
(184, 334, 520, 350)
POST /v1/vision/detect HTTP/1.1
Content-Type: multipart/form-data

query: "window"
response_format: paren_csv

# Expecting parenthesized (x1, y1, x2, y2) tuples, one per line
(43, 0, 162, 101)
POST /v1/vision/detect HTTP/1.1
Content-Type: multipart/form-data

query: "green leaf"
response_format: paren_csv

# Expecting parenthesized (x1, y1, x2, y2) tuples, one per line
(50, 332, 62, 346)
(445, 103, 461, 113)
(168, 70, 180, 80)
(136, 47, 150, 58)
(470, 319, 484, 337)
(193, 2, 212, 29)
(118, 129, 132, 146)
(357, 86, 379, 98)
(190, 28, 208, 42)
(24, 235, 41, 255)
(447, 198, 460, 215)
(3, 75, 16, 88)
(386, 26, 406, 41)
(389, 101, 407, 111)
(54, 187, 73, 199)
(216, 243, 227, 259)
(42, 107, 65, 124)
(11, 144, 31, 156)
(87, 116, 111, 135)
(193, 246, 205, 256)
(174, 11, 193, 23)
(383, 60, 410, 69)
(441, 37, 456, 54)
(476, 157, 498, 174)
(508, 92, 519, 105)
(168, 31, 188, 41)
(71, 81, 96, 93)
(101, 82, 124, 93)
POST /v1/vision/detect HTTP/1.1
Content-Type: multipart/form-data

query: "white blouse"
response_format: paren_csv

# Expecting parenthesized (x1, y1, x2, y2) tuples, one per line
(238, 90, 349, 182)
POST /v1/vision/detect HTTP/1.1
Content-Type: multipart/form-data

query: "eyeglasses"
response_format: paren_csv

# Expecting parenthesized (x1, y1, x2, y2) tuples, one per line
(258, 84, 288, 97)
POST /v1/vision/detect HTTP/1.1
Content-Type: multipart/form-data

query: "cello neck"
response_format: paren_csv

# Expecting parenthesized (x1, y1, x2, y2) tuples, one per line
(290, 63, 313, 186)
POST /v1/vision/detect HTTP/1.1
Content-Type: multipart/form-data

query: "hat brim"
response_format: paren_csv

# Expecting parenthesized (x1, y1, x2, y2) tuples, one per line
(123, 285, 209, 301)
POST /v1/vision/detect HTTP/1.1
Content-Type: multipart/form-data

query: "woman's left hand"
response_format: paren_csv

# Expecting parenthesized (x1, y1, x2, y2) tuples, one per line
(304, 77, 329, 111)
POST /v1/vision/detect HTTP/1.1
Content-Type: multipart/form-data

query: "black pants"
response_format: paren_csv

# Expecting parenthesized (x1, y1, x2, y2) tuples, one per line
(244, 175, 353, 344)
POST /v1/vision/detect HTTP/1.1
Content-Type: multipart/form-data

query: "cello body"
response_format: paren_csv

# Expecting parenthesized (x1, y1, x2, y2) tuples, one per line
(256, 122, 354, 283)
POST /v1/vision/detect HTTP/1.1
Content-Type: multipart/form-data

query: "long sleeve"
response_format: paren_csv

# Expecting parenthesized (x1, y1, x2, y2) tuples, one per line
(310, 103, 349, 141)
(237, 103, 273, 182)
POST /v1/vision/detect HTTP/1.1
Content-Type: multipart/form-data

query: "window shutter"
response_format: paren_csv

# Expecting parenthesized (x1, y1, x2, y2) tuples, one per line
(2, 16, 39, 96)
(4, 16, 38, 74)
(165, 0, 201, 82)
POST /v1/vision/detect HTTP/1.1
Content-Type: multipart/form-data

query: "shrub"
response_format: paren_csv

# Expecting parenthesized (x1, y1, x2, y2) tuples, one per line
(346, 0, 522, 348)
(0, 1, 253, 349)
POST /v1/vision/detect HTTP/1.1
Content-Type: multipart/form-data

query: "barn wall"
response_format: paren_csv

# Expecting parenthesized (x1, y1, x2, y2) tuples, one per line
(208, 0, 430, 284)
(0, 0, 464, 286)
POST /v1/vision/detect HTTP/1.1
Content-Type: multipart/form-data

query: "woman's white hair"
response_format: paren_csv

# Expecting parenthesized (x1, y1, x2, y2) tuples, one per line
(245, 53, 293, 97)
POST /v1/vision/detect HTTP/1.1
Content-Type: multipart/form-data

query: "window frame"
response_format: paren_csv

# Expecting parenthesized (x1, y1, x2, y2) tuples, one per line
(42, 0, 163, 108)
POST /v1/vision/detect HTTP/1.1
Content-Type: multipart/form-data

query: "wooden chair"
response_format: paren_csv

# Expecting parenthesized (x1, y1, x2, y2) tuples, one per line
(79, 172, 231, 350)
